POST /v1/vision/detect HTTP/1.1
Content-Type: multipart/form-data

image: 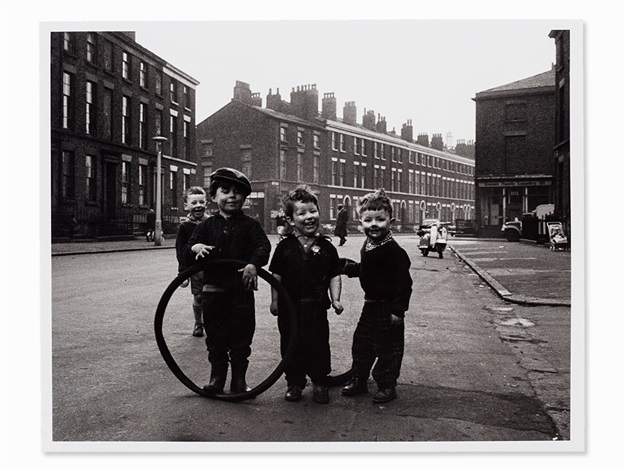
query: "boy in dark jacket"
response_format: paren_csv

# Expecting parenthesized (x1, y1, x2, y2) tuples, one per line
(183, 168, 271, 395)
(269, 185, 344, 404)
(175, 186, 209, 337)
(341, 189, 412, 403)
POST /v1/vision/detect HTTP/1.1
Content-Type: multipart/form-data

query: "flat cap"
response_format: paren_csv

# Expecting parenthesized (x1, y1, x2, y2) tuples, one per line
(210, 167, 252, 196)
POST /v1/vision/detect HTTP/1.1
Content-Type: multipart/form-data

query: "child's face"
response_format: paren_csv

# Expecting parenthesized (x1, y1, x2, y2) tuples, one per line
(360, 208, 394, 241)
(212, 184, 246, 217)
(288, 201, 320, 237)
(185, 193, 207, 220)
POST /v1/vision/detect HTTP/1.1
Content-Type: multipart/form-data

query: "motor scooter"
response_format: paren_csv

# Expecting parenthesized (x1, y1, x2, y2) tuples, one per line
(417, 223, 448, 258)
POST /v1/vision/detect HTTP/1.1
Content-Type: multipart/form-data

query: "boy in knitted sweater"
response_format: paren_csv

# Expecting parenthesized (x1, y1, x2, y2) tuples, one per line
(341, 189, 413, 403)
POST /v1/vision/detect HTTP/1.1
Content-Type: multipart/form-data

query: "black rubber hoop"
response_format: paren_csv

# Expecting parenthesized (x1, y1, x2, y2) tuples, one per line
(155, 259, 298, 402)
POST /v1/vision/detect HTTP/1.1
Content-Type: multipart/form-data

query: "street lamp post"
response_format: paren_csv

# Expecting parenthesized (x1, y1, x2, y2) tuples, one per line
(152, 134, 168, 246)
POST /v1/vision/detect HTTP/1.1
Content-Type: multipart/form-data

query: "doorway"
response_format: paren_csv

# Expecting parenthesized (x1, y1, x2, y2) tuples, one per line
(103, 161, 117, 219)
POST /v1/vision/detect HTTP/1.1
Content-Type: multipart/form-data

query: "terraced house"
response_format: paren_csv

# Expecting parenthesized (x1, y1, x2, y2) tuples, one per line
(50, 31, 200, 240)
(196, 81, 475, 233)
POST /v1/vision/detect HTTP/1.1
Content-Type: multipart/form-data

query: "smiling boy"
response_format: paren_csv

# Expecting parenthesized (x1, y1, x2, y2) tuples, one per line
(175, 186, 209, 337)
(183, 168, 271, 396)
(269, 185, 343, 404)
(341, 189, 413, 404)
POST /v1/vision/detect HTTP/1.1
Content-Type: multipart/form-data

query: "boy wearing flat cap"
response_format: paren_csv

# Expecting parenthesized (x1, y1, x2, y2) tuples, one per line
(184, 168, 271, 396)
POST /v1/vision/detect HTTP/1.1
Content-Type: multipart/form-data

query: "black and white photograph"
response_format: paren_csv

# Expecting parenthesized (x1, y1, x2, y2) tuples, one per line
(1, 1, 624, 468)
(45, 17, 580, 448)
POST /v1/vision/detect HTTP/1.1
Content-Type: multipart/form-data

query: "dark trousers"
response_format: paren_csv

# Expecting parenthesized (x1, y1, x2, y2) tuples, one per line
(278, 300, 331, 389)
(202, 291, 255, 367)
(350, 302, 404, 388)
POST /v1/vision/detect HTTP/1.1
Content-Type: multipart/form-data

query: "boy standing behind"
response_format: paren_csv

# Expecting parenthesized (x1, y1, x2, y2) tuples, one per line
(269, 185, 344, 404)
(341, 189, 412, 404)
(184, 168, 271, 395)
(175, 186, 209, 337)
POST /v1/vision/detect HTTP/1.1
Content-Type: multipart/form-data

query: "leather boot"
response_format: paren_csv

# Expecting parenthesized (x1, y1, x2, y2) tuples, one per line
(230, 361, 251, 394)
(341, 376, 368, 396)
(203, 363, 228, 395)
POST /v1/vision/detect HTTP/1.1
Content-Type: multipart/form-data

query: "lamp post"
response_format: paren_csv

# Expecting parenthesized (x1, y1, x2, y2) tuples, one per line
(152, 134, 168, 246)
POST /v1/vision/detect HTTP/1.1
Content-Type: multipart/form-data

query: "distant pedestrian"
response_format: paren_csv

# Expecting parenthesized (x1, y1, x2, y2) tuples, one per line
(269, 185, 344, 404)
(275, 208, 292, 239)
(176, 186, 209, 337)
(183, 168, 271, 396)
(146, 208, 156, 242)
(334, 204, 349, 246)
(341, 189, 413, 404)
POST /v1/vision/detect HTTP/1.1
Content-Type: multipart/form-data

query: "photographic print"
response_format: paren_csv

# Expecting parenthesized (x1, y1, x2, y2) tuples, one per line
(43, 18, 583, 452)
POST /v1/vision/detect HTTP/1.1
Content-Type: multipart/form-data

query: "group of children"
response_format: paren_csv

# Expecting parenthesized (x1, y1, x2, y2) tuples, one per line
(175, 167, 412, 404)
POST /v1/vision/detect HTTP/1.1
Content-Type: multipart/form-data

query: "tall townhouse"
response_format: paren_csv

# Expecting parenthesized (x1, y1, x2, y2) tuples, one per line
(50, 31, 200, 240)
(196, 81, 475, 233)
(472, 68, 556, 237)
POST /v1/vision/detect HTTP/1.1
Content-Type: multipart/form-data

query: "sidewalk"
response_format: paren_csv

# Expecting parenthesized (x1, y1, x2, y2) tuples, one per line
(50, 234, 571, 307)
(50, 237, 176, 256)
(448, 238, 571, 307)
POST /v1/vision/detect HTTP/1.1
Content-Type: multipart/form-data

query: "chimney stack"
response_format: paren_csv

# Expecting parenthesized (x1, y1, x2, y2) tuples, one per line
(343, 101, 357, 125)
(401, 119, 414, 143)
(233, 80, 253, 104)
(376, 114, 387, 134)
(362, 109, 376, 131)
(416, 133, 429, 147)
(266, 87, 284, 112)
(322, 92, 337, 120)
(431, 133, 444, 150)
(250, 92, 262, 107)
(290, 84, 319, 121)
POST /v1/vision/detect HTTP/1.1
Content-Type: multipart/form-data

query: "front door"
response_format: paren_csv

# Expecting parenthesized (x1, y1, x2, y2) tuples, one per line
(104, 161, 117, 218)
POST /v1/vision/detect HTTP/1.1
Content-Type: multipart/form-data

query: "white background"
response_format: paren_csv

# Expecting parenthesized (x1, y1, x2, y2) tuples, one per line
(1, 1, 624, 469)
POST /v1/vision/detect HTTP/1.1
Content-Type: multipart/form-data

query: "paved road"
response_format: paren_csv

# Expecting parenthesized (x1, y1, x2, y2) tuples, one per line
(49, 235, 571, 447)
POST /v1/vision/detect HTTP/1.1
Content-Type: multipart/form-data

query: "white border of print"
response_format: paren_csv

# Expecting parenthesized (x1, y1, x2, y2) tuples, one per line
(42, 17, 583, 453)
(1, 0, 624, 468)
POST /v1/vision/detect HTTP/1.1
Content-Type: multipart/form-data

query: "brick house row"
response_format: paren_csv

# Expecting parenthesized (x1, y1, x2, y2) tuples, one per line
(50, 31, 200, 240)
(196, 81, 475, 233)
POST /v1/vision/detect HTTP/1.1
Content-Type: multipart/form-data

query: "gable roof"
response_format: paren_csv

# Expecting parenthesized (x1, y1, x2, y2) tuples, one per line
(475, 69, 555, 99)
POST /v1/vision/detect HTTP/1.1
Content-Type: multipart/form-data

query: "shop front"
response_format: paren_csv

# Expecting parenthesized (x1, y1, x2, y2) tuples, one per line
(476, 176, 552, 238)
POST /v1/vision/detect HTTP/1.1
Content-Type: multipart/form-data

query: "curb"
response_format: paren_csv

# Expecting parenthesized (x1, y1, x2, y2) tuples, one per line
(448, 245, 571, 307)
(51, 245, 175, 257)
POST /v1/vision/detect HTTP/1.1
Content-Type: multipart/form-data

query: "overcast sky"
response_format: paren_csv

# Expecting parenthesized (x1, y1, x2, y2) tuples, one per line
(133, 20, 558, 146)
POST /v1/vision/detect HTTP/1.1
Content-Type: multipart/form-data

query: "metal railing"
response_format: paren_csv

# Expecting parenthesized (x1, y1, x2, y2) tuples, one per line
(51, 205, 184, 241)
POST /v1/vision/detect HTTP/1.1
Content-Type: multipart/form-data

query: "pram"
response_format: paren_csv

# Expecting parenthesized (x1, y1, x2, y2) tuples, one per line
(546, 221, 569, 251)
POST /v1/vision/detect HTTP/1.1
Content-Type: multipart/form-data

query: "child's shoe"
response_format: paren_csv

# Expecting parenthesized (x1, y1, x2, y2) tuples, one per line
(284, 385, 303, 402)
(192, 323, 204, 337)
(341, 378, 368, 396)
(313, 384, 330, 404)
(372, 386, 397, 404)
(202, 364, 227, 395)
(230, 362, 252, 394)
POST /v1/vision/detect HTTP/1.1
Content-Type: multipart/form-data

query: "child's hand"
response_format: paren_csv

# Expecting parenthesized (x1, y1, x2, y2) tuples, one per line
(332, 300, 344, 315)
(239, 264, 258, 291)
(270, 299, 279, 316)
(390, 313, 404, 325)
(180, 278, 190, 288)
(192, 243, 215, 259)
